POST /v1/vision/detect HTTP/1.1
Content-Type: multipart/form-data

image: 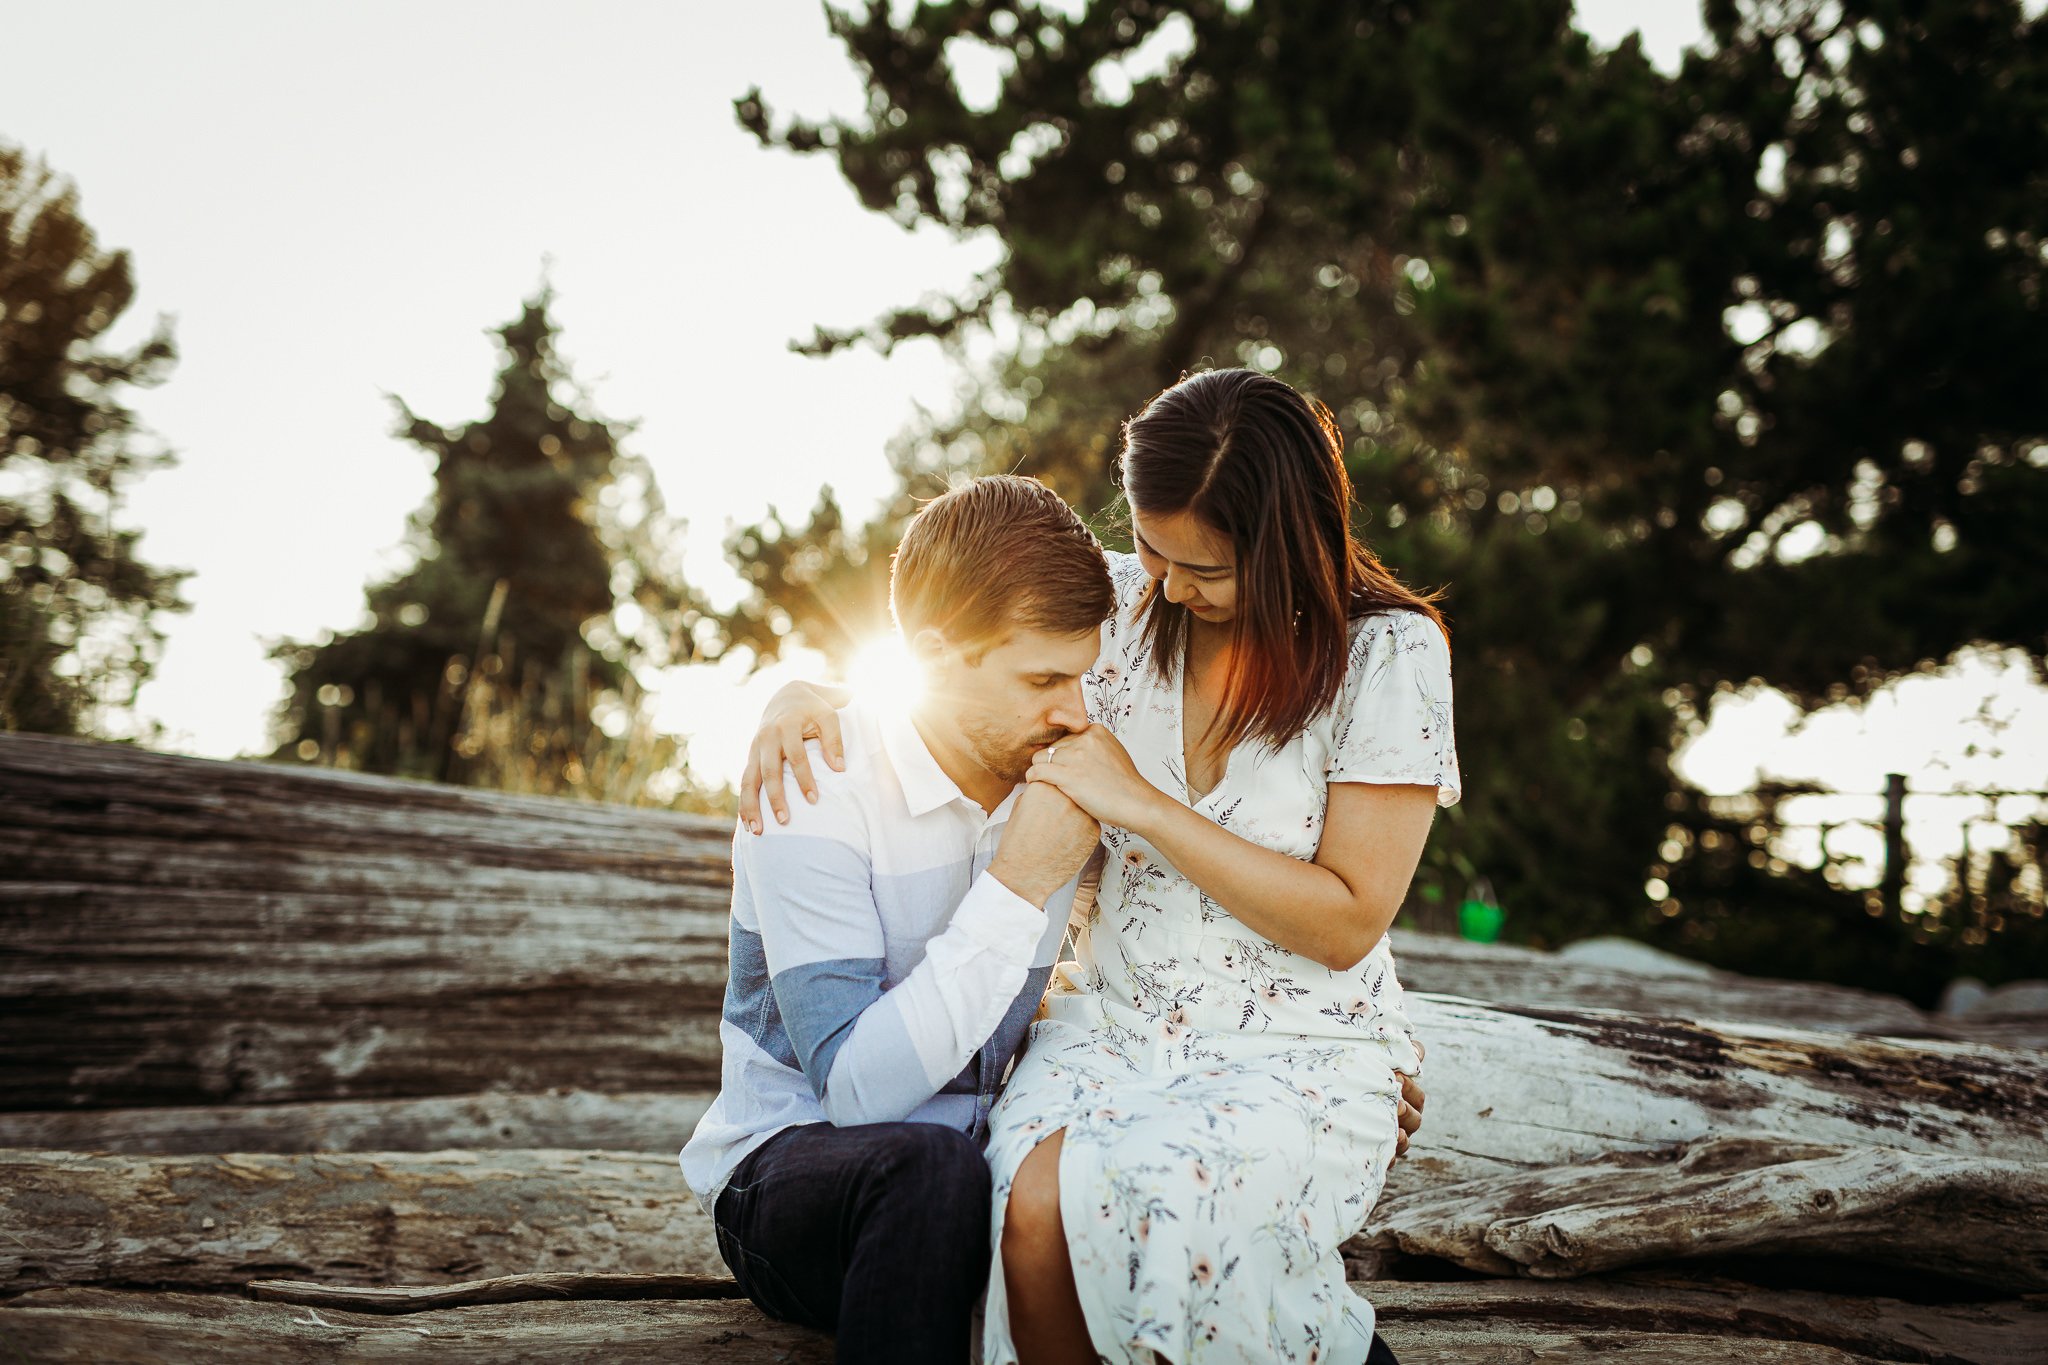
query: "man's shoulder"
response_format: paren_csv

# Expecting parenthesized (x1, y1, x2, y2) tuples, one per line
(752, 703, 891, 843)
(815, 701, 892, 794)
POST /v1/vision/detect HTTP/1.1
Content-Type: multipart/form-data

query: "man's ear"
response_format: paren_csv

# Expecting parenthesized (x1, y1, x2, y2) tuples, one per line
(907, 626, 950, 668)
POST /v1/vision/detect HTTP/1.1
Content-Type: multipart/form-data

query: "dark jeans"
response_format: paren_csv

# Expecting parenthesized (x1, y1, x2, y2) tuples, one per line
(713, 1120, 992, 1365)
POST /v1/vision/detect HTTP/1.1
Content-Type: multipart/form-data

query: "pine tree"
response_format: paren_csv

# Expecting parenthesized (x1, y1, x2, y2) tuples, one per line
(0, 143, 189, 736)
(271, 289, 712, 803)
(725, 0, 2048, 995)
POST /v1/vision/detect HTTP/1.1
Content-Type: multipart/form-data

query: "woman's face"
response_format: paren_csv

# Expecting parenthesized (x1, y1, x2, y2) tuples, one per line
(1131, 506, 1239, 624)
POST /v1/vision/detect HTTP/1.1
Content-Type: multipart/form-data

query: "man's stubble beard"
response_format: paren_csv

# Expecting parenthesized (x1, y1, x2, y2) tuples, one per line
(962, 714, 1065, 786)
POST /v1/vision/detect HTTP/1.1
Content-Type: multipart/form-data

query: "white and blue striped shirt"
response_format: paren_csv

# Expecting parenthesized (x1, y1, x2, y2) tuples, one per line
(680, 700, 1076, 1211)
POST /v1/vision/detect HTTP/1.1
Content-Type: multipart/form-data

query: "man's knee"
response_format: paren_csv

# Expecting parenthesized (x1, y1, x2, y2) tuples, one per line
(862, 1123, 991, 1239)
(883, 1123, 988, 1191)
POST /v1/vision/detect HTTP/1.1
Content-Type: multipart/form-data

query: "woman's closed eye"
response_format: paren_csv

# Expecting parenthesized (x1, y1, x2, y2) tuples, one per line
(1137, 536, 1227, 582)
(1138, 540, 1212, 581)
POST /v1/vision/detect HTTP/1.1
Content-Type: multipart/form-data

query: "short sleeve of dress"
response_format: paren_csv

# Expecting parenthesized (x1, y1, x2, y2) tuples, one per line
(1325, 609, 1461, 807)
(1101, 549, 1150, 615)
(1083, 550, 1153, 731)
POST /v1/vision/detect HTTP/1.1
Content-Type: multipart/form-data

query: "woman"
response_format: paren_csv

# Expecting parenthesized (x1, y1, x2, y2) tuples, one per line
(747, 368, 1457, 1364)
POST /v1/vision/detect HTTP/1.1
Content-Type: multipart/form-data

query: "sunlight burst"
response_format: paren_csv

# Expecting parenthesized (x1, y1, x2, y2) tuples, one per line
(848, 635, 926, 712)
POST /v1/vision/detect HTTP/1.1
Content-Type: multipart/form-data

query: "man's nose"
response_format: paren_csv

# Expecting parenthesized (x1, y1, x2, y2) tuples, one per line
(1045, 682, 1088, 734)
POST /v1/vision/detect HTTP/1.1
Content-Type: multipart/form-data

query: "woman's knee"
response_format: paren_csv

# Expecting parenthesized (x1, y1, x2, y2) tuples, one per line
(1002, 1130, 1067, 1254)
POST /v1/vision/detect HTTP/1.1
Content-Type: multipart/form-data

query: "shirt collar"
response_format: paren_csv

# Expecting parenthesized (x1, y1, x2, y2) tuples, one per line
(879, 705, 974, 819)
(986, 783, 1022, 824)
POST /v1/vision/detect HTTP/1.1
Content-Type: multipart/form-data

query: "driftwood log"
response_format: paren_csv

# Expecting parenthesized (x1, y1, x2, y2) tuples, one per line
(0, 1290, 835, 1364)
(0, 1088, 715, 1156)
(0, 733, 733, 1109)
(0, 1149, 720, 1293)
(7, 1003, 2046, 1295)
(7, 731, 2048, 1361)
(1363, 1135, 2048, 1291)
(2, 733, 2034, 1112)
(242, 1271, 736, 1312)
(6, 1010, 2045, 1295)
(3, 1276, 2044, 1365)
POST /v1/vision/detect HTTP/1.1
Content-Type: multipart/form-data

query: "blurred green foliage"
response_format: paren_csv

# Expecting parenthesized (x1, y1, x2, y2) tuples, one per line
(270, 290, 721, 807)
(724, 0, 2047, 998)
(0, 143, 189, 736)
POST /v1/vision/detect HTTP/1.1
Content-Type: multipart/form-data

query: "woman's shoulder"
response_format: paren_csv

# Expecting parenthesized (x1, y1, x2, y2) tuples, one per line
(1326, 606, 1460, 804)
(1102, 547, 1149, 607)
(1344, 606, 1449, 671)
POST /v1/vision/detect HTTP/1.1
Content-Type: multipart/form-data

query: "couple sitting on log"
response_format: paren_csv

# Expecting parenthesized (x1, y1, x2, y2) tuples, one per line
(681, 368, 1456, 1365)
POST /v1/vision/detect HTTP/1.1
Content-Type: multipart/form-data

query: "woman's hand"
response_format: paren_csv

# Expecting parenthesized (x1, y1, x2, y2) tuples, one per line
(1025, 724, 1169, 834)
(739, 681, 851, 834)
(1394, 1039, 1426, 1160)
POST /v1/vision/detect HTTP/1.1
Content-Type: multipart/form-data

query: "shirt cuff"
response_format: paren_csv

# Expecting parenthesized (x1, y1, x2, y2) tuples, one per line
(949, 869, 1050, 957)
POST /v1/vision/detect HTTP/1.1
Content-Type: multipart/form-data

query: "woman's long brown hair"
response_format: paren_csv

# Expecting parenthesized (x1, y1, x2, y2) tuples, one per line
(1121, 368, 1446, 753)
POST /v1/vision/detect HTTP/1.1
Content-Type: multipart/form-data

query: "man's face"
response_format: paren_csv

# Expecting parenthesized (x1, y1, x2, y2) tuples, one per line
(922, 626, 1100, 785)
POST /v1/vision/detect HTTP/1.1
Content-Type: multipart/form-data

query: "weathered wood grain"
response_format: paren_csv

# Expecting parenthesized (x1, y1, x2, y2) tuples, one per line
(10, 729, 2048, 1355)
(5, 731, 2034, 1116)
(1, 733, 734, 1108)
(1379, 996, 2048, 1204)
(3, 1276, 2041, 1365)
(1392, 933, 2040, 1046)
(1364, 1135, 2048, 1291)
(0, 1148, 720, 1294)
(0, 1089, 714, 1155)
(245, 1272, 736, 1312)
(1372, 998, 2048, 1287)
(10, 988, 2047, 1295)
(12, 984, 2046, 1190)
(0, 1290, 834, 1364)
(1371, 1274, 2048, 1365)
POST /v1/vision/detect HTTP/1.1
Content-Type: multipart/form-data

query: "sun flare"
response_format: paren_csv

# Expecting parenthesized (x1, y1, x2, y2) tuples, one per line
(847, 635, 927, 712)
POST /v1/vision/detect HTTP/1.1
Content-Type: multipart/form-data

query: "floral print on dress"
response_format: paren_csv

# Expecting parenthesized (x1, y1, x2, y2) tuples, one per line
(980, 553, 1461, 1365)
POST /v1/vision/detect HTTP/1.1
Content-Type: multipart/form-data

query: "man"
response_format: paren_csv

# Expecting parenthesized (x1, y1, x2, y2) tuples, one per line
(682, 475, 1423, 1364)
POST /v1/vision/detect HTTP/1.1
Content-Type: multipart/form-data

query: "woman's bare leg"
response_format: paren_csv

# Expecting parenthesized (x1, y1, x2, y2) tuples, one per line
(1002, 1129, 1095, 1364)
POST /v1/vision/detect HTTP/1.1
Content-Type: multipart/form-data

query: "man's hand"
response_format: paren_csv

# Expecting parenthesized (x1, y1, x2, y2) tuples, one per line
(1025, 723, 1166, 833)
(1394, 1038, 1426, 1160)
(989, 782, 1102, 910)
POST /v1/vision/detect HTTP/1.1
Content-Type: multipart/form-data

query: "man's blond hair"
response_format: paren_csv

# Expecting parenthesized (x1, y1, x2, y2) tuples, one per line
(890, 475, 1112, 657)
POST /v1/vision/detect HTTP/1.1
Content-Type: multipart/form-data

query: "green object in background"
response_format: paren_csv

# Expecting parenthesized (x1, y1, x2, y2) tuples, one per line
(1459, 877, 1504, 942)
(1459, 901, 1505, 942)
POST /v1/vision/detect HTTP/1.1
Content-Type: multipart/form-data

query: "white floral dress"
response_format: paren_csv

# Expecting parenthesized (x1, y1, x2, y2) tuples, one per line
(980, 551, 1460, 1365)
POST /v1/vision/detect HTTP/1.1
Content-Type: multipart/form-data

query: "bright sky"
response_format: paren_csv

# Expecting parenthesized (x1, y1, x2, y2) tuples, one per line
(2, 0, 999, 760)
(5, 1, 2041, 895)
